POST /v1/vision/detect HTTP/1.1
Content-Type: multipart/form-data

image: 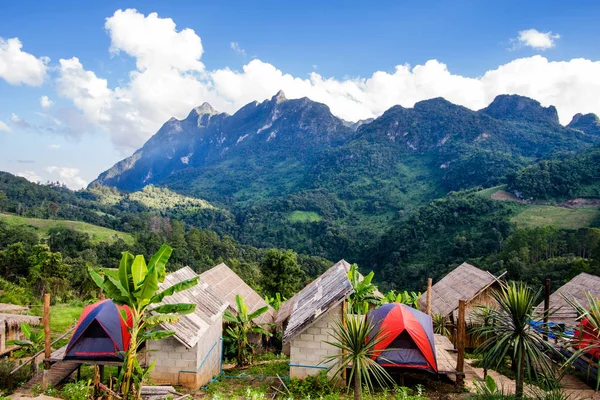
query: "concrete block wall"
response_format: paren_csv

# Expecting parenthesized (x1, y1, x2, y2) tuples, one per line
(289, 304, 343, 380)
(194, 314, 223, 387)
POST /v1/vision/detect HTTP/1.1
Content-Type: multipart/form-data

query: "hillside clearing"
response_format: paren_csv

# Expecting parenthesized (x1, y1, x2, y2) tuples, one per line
(0, 213, 134, 245)
(510, 205, 600, 230)
(287, 210, 323, 223)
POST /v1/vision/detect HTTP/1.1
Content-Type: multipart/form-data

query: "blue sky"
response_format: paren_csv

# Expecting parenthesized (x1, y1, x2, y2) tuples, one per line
(1, 0, 600, 188)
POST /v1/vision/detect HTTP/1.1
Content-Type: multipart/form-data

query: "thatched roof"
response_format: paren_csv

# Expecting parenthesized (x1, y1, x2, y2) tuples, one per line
(281, 260, 354, 343)
(0, 303, 29, 314)
(417, 262, 501, 318)
(156, 267, 228, 349)
(276, 259, 380, 324)
(0, 313, 41, 329)
(199, 263, 274, 325)
(534, 272, 600, 328)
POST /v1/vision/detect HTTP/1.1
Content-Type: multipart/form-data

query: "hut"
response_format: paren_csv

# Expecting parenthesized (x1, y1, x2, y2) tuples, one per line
(279, 260, 354, 379)
(199, 263, 274, 327)
(146, 267, 228, 388)
(418, 262, 503, 347)
(534, 272, 600, 330)
(0, 312, 41, 356)
(0, 303, 29, 315)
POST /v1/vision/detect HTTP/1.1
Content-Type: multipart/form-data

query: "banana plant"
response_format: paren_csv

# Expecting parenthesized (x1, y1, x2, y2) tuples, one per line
(347, 264, 381, 314)
(88, 244, 198, 400)
(223, 295, 272, 367)
(384, 290, 422, 309)
(264, 292, 284, 311)
(7, 322, 44, 360)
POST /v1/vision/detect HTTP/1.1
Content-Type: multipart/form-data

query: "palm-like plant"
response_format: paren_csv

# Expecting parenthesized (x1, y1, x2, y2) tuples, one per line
(474, 281, 555, 400)
(223, 295, 272, 367)
(431, 313, 451, 337)
(89, 245, 198, 400)
(562, 291, 600, 390)
(348, 264, 381, 314)
(322, 314, 394, 400)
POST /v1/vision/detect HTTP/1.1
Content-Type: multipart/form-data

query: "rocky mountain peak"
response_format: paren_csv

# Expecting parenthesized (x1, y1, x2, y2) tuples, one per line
(272, 90, 287, 103)
(480, 94, 559, 125)
(568, 113, 600, 135)
(193, 102, 218, 116)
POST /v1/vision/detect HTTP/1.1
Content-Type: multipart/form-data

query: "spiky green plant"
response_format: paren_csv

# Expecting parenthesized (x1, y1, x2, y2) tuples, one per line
(321, 314, 394, 400)
(473, 281, 556, 400)
(223, 295, 272, 367)
(431, 313, 451, 337)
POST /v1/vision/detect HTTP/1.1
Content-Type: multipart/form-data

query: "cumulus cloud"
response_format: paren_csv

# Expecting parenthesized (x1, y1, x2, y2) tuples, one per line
(514, 29, 560, 50)
(0, 37, 48, 86)
(45, 166, 87, 189)
(40, 95, 54, 109)
(0, 121, 10, 133)
(52, 9, 600, 154)
(230, 41, 246, 56)
(16, 170, 42, 183)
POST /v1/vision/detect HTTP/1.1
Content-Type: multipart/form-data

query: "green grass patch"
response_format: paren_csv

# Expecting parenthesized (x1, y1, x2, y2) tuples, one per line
(475, 184, 507, 199)
(510, 205, 600, 230)
(288, 211, 323, 223)
(0, 213, 134, 245)
(31, 302, 84, 334)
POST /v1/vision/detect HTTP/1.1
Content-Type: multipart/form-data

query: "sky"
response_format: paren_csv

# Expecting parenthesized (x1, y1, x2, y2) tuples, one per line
(1, 0, 600, 189)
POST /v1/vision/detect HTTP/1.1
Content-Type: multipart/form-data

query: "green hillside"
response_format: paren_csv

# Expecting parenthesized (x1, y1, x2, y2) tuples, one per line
(0, 213, 134, 245)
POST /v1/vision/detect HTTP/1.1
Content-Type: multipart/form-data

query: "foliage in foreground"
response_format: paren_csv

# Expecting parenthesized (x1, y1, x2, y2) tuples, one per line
(474, 282, 556, 400)
(322, 314, 393, 400)
(6, 322, 44, 358)
(348, 264, 381, 314)
(89, 244, 198, 400)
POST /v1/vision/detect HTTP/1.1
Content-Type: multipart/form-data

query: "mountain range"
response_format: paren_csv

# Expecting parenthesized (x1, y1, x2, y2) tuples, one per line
(92, 91, 600, 260)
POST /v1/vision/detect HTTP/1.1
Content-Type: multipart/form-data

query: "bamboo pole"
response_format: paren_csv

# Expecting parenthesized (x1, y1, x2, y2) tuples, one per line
(44, 294, 51, 369)
(544, 279, 551, 342)
(426, 278, 432, 316)
(456, 299, 466, 387)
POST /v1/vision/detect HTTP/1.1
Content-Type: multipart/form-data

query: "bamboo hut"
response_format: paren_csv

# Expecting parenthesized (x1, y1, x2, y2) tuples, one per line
(146, 267, 228, 388)
(0, 312, 41, 356)
(418, 262, 503, 347)
(534, 272, 600, 330)
(278, 260, 354, 379)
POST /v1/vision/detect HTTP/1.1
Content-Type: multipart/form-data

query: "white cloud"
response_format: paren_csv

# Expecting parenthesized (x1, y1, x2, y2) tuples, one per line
(230, 41, 246, 56)
(514, 29, 560, 50)
(52, 9, 600, 154)
(45, 166, 87, 189)
(0, 121, 10, 133)
(0, 37, 48, 86)
(16, 170, 42, 183)
(10, 113, 31, 129)
(40, 95, 54, 109)
(48, 144, 60, 149)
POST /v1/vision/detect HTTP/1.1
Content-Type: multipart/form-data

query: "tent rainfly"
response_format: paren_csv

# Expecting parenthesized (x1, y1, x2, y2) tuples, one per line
(534, 272, 600, 329)
(367, 303, 438, 373)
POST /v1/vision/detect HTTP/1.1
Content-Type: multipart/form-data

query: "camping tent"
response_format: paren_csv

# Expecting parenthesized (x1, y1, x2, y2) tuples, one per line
(367, 303, 438, 373)
(65, 299, 132, 361)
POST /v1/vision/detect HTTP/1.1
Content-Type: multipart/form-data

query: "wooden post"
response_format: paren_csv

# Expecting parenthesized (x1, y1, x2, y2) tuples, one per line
(544, 279, 551, 342)
(426, 278, 432, 316)
(44, 293, 51, 370)
(99, 288, 105, 300)
(456, 299, 466, 387)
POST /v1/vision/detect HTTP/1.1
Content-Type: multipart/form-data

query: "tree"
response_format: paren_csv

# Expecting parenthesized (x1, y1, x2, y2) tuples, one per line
(223, 295, 272, 367)
(322, 314, 393, 400)
(260, 249, 304, 298)
(89, 244, 198, 400)
(0, 190, 8, 212)
(348, 264, 381, 314)
(474, 281, 555, 399)
(48, 201, 59, 217)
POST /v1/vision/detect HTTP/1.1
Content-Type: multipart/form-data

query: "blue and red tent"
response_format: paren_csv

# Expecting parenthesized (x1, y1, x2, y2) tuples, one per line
(367, 303, 438, 373)
(64, 299, 132, 361)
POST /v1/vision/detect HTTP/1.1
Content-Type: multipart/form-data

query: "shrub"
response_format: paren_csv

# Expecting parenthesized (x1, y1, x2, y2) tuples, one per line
(61, 380, 92, 400)
(288, 370, 338, 398)
(0, 359, 33, 390)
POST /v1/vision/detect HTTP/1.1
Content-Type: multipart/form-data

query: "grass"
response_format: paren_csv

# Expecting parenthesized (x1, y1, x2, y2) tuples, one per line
(30, 302, 85, 334)
(509, 204, 600, 230)
(0, 213, 134, 245)
(476, 185, 508, 199)
(288, 211, 323, 223)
